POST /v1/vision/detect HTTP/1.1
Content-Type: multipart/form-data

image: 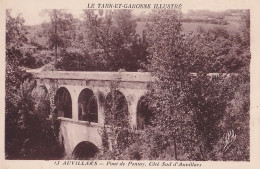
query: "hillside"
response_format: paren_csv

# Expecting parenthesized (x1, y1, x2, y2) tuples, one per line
(22, 9, 247, 70)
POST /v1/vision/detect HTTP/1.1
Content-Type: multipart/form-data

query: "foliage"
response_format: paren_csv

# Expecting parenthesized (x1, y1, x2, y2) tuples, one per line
(57, 48, 107, 71)
(6, 78, 63, 159)
(81, 9, 147, 71)
(6, 10, 27, 65)
(138, 9, 250, 161)
(93, 10, 250, 161)
(23, 9, 246, 71)
(5, 10, 63, 159)
(214, 75, 249, 161)
(5, 10, 29, 158)
(95, 76, 137, 160)
(193, 27, 250, 73)
(6, 9, 250, 161)
(41, 9, 74, 68)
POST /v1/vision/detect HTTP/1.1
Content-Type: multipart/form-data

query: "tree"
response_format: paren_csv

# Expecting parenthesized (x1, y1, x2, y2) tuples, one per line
(192, 26, 249, 73)
(41, 9, 74, 68)
(142, 9, 239, 160)
(56, 9, 148, 71)
(6, 10, 27, 65)
(82, 9, 145, 71)
(6, 10, 63, 159)
(94, 75, 138, 160)
(6, 10, 29, 158)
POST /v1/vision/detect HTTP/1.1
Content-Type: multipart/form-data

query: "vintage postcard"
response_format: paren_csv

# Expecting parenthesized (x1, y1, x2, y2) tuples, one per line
(0, 0, 260, 168)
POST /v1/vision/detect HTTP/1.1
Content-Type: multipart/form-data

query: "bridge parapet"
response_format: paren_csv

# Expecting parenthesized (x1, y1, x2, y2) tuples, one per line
(59, 117, 103, 155)
(27, 70, 155, 83)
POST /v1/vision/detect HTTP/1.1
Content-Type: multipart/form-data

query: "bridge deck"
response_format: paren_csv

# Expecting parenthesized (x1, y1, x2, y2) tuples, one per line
(27, 70, 155, 82)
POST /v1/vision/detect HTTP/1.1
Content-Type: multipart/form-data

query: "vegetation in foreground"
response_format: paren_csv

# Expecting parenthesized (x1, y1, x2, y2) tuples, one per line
(5, 9, 249, 160)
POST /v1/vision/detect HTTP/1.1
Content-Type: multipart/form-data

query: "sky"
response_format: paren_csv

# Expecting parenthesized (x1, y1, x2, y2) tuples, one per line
(9, 8, 223, 26)
(11, 9, 165, 25)
(10, 9, 84, 25)
(4, 0, 253, 26)
(11, 7, 227, 26)
(10, 9, 168, 25)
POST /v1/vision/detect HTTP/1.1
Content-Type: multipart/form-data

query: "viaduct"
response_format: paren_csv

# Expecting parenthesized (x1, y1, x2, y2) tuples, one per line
(28, 70, 154, 158)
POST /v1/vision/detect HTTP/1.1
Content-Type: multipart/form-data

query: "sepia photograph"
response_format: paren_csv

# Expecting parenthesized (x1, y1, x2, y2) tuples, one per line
(1, 0, 260, 168)
(4, 7, 251, 161)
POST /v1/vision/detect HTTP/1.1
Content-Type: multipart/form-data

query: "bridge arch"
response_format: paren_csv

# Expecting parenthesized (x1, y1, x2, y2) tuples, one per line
(32, 85, 51, 118)
(54, 87, 72, 118)
(136, 95, 153, 130)
(105, 90, 129, 128)
(72, 141, 99, 159)
(78, 88, 98, 123)
(38, 84, 49, 93)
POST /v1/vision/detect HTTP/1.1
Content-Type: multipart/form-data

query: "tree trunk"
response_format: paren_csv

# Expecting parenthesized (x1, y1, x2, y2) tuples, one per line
(54, 10, 57, 69)
(55, 44, 57, 69)
(174, 137, 178, 160)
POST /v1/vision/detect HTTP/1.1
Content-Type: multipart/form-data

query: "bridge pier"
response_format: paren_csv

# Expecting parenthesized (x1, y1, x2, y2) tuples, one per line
(121, 89, 146, 129)
(93, 88, 108, 126)
(70, 87, 81, 120)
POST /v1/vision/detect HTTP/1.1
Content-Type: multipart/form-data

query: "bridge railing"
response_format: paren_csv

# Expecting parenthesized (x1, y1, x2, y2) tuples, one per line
(58, 117, 103, 128)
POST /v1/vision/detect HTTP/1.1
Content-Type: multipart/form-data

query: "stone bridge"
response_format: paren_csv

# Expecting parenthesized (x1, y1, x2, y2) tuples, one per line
(28, 70, 154, 158)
